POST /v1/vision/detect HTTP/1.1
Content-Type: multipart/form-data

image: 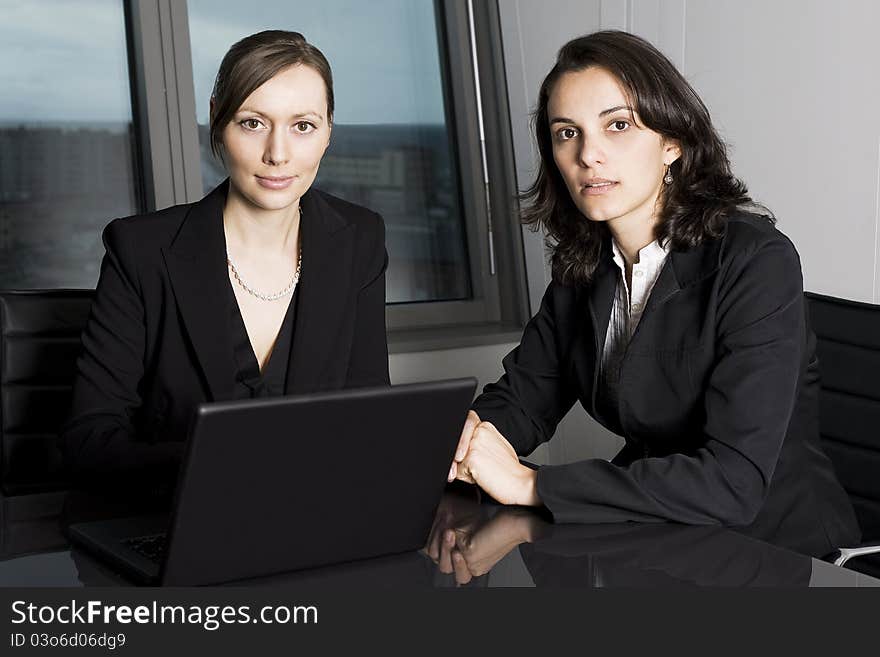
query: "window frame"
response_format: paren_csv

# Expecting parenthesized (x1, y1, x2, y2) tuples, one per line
(127, 0, 202, 211)
(127, 0, 529, 348)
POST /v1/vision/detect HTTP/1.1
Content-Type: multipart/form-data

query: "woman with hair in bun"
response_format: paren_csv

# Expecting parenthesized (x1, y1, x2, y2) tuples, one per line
(63, 31, 388, 497)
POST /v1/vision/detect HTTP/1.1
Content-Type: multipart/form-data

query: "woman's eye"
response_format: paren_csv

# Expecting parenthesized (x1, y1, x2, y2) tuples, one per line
(240, 118, 263, 130)
(609, 120, 630, 132)
(557, 127, 578, 141)
(294, 121, 315, 133)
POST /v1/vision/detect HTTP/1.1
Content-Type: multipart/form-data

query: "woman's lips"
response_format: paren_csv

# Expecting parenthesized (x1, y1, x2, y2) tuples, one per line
(256, 176, 295, 190)
(581, 181, 618, 196)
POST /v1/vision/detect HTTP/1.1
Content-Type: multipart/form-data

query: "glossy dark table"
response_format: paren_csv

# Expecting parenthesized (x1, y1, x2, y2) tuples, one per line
(1, 486, 878, 588)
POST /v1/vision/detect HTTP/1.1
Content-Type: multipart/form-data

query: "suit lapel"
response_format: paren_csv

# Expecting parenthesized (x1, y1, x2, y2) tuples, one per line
(161, 181, 236, 401)
(285, 190, 356, 394)
(639, 237, 722, 320)
(583, 234, 721, 415)
(623, 236, 723, 354)
(585, 245, 618, 420)
(641, 258, 681, 316)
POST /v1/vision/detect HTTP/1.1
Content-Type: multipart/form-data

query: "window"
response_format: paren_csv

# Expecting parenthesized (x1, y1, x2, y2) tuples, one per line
(187, 0, 472, 305)
(1, 0, 527, 346)
(0, 0, 143, 289)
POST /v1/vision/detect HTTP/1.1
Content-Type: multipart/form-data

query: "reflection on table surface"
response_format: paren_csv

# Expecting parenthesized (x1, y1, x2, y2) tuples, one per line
(1, 486, 877, 588)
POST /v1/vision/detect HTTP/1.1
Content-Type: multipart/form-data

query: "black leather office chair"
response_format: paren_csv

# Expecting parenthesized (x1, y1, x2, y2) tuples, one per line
(806, 291, 880, 578)
(0, 290, 93, 496)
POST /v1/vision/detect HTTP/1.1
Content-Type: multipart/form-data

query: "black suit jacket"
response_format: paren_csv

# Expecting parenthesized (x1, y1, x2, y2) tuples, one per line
(61, 181, 389, 487)
(472, 212, 860, 557)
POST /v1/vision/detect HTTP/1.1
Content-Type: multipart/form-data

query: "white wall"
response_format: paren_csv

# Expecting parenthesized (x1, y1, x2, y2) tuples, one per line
(390, 343, 512, 389)
(674, 0, 880, 303)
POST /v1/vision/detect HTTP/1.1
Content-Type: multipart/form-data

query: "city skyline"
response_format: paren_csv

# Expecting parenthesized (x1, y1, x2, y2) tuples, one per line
(0, 120, 471, 303)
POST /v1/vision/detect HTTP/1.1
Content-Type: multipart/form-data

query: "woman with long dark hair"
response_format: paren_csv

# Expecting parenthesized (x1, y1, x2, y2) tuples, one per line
(448, 30, 859, 557)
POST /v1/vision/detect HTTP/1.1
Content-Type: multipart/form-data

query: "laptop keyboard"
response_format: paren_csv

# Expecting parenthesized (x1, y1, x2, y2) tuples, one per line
(123, 533, 168, 563)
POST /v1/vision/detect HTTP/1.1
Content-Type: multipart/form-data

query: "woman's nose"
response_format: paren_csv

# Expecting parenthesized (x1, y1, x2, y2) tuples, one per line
(263, 128, 290, 166)
(577, 136, 605, 168)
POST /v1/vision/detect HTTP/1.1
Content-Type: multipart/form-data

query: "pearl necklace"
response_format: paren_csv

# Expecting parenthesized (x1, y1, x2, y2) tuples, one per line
(227, 249, 302, 302)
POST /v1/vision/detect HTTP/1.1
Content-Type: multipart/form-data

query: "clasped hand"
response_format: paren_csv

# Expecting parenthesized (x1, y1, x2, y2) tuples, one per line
(446, 410, 541, 507)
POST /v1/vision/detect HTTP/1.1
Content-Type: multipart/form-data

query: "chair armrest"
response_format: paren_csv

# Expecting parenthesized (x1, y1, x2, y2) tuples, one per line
(832, 543, 880, 567)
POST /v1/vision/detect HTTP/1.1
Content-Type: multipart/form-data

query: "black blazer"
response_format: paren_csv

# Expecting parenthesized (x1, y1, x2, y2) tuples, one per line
(472, 212, 860, 558)
(61, 181, 389, 486)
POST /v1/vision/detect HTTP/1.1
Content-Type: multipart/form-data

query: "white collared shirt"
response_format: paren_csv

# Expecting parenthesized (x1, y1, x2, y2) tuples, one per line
(599, 238, 670, 414)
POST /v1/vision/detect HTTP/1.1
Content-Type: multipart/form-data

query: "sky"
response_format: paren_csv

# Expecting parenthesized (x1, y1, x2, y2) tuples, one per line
(187, 0, 449, 125)
(0, 0, 449, 125)
(0, 0, 132, 123)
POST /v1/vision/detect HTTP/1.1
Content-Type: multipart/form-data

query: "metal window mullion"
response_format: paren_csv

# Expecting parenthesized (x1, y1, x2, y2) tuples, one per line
(422, 0, 500, 328)
(127, 0, 202, 210)
(466, 0, 495, 277)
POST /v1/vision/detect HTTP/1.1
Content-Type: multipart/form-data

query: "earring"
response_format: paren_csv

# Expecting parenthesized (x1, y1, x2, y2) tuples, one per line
(663, 166, 674, 185)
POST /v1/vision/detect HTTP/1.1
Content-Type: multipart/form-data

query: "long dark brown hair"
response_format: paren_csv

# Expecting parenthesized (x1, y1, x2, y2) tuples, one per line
(210, 30, 333, 161)
(523, 30, 768, 285)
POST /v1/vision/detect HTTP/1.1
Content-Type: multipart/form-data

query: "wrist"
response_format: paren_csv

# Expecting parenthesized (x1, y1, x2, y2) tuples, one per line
(517, 466, 541, 507)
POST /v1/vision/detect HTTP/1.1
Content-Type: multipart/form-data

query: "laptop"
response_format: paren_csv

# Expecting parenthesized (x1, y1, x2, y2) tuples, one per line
(68, 377, 477, 585)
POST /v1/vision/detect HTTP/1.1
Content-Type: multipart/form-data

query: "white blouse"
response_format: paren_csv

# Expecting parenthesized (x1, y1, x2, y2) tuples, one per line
(599, 238, 671, 414)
